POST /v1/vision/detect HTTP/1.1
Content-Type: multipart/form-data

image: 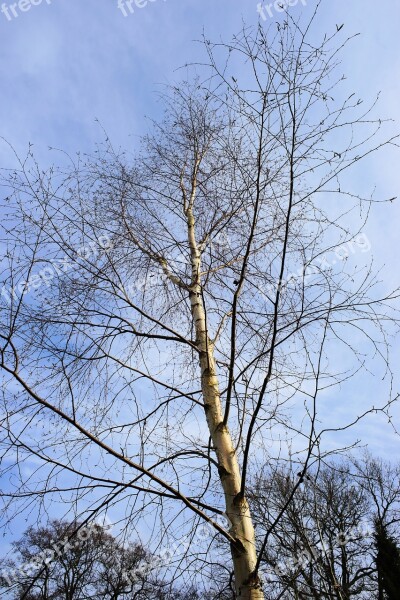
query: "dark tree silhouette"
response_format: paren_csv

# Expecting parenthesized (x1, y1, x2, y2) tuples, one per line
(375, 522, 400, 600)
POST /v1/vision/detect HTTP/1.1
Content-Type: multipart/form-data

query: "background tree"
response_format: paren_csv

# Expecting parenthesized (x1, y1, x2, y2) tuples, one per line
(251, 461, 374, 598)
(354, 455, 400, 600)
(0, 520, 156, 599)
(0, 520, 205, 600)
(374, 521, 400, 600)
(250, 456, 400, 599)
(0, 7, 398, 599)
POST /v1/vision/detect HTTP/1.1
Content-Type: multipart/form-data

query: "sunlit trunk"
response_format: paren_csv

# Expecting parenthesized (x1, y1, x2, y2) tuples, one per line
(187, 209, 264, 599)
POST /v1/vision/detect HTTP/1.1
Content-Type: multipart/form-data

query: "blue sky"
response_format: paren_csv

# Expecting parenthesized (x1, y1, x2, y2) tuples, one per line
(0, 0, 399, 450)
(0, 0, 398, 159)
(0, 0, 399, 556)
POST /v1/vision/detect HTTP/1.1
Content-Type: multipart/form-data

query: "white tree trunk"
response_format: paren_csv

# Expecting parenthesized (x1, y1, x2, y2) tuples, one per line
(187, 210, 264, 599)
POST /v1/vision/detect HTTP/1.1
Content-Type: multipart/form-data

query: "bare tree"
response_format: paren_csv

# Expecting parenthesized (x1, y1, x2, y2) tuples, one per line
(251, 460, 378, 598)
(354, 454, 400, 600)
(0, 520, 204, 599)
(0, 7, 398, 599)
(354, 455, 400, 537)
(1, 521, 152, 599)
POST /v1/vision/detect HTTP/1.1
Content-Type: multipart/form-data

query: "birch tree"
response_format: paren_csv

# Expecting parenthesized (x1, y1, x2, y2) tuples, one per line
(0, 8, 398, 599)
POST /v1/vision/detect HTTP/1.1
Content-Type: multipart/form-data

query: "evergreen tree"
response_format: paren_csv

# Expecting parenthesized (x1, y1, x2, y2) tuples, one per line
(375, 521, 400, 600)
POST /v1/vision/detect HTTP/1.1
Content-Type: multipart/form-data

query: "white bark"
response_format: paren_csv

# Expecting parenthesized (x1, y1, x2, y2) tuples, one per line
(186, 208, 264, 599)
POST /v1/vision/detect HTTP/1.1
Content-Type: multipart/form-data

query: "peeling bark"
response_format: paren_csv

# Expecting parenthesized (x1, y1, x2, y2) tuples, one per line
(187, 208, 264, 599)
